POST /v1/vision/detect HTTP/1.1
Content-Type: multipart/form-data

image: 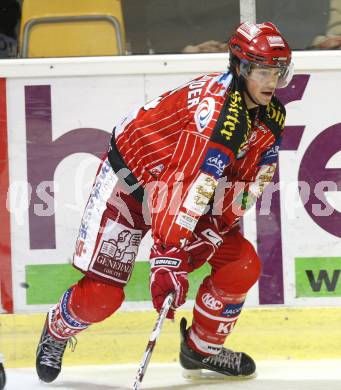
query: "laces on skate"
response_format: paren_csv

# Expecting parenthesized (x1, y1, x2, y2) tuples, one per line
(39, 335, 77, 370)
(203, 349, 242, 372)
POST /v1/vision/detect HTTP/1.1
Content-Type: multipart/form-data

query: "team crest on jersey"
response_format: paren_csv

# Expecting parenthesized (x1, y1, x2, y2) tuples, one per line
(194, 97, 215, 133)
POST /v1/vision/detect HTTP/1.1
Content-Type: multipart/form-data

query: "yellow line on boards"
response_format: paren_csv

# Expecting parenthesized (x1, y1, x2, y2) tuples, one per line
(1, 307, 341, 368)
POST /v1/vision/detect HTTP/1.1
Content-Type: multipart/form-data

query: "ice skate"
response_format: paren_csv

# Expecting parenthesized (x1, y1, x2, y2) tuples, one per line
(36, 317, 74, 383)
(0, 355, 6, 390)
(179, 317, 256, 380)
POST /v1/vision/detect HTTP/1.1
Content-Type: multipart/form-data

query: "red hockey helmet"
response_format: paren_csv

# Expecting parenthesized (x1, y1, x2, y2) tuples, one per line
(228, 22, 293, 88)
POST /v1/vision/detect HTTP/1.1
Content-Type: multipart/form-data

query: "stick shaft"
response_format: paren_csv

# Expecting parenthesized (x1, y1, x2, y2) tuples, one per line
(132, 293, 174, 389)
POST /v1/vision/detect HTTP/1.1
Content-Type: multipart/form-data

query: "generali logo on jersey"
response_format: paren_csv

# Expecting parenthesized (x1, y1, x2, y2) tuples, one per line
(202, 293, 223, 310)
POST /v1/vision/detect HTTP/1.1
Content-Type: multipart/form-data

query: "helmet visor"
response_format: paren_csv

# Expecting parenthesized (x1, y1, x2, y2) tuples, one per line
(240, 61, 294, 89)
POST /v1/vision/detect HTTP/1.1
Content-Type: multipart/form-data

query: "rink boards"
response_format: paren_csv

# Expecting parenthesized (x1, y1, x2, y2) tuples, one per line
(0, 52, 340, 369)
(0, 52, 340, 315)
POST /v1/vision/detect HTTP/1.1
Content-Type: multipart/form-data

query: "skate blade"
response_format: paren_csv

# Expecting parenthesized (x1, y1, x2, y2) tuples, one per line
(182, 368, 257, 381)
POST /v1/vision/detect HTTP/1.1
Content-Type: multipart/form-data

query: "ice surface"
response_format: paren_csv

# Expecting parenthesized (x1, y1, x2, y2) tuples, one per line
(4, 360, 341, 389)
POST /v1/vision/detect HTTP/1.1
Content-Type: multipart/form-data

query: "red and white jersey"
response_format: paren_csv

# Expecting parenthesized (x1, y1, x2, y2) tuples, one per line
(109, 72, 286, 247)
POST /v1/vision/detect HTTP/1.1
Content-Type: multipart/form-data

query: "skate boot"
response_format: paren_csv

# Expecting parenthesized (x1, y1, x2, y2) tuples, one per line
(0, 355, 6, 390)
(36, 317, 73, 383)
(179, 317, 256, 379)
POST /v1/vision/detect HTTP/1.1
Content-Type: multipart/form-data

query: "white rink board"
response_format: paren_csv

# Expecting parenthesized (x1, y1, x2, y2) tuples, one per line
(2, 52, 341, 312)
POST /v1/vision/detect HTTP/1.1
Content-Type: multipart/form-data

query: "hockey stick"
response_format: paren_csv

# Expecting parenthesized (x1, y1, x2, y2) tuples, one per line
(132, 293, 174, 390)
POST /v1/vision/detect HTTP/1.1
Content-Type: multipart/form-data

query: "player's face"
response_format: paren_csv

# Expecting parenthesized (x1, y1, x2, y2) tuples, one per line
(244, 65, 281, 107)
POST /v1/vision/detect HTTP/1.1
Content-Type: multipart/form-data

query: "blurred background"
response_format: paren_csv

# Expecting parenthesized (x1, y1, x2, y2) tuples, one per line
(1, 0, 341, 59)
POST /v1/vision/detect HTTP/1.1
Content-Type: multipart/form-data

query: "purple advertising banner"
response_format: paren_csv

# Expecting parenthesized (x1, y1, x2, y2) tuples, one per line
(23, 75, 317, 305)
(256, 75, 310, 304)
(25, 85, 110, 250)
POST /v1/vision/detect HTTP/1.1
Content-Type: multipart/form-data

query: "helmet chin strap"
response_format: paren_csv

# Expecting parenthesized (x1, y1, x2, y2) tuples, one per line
(239, 75, 261, 107)
(244, 87, 261, 107)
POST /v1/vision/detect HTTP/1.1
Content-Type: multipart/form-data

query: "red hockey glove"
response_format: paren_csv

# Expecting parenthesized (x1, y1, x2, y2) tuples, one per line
(150, 244, 191, 320)
(184, 216, 225, 269)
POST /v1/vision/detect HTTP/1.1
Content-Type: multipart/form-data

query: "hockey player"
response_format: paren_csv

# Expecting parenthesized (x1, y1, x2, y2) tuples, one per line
(36, 21, 292, 382)
(0, 354, 5, 390)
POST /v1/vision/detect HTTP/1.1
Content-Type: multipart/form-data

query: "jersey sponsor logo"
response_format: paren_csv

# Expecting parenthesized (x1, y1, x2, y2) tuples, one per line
(201, 148, 230, 179)
(202, 293, 223, 310)
(248, 163, 277, 199)
(91, 225, 142, 283)
(176, 211, 198, 231)
(217, 321, 236, 334)
(201, 228, 223, 247)
(222, 302, 244, 317)
(258, 137, 281, 166)
(183, 173, 217, 215)
(79, 159, 112, 241)
(266, 35, 285, 47)
(99, 231, 141, 264)
(194, 97, 215, 132)
(257, 123, 269, 134)
(152, 257, 181, 268)
(75, 239, 86, 257)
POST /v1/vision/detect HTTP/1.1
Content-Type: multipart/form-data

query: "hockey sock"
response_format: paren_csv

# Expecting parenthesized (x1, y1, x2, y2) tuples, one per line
(187, 276, 246, 355)
(69, 276, 125, 322)
(48, 276, 125, 340)
(188, 252, 261, 355)
(48, 288, 90, 341)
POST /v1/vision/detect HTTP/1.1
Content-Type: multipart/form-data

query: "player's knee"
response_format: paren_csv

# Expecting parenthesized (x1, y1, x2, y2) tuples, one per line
(212, 245, 261, 294)
(69, 276, 125, 323)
